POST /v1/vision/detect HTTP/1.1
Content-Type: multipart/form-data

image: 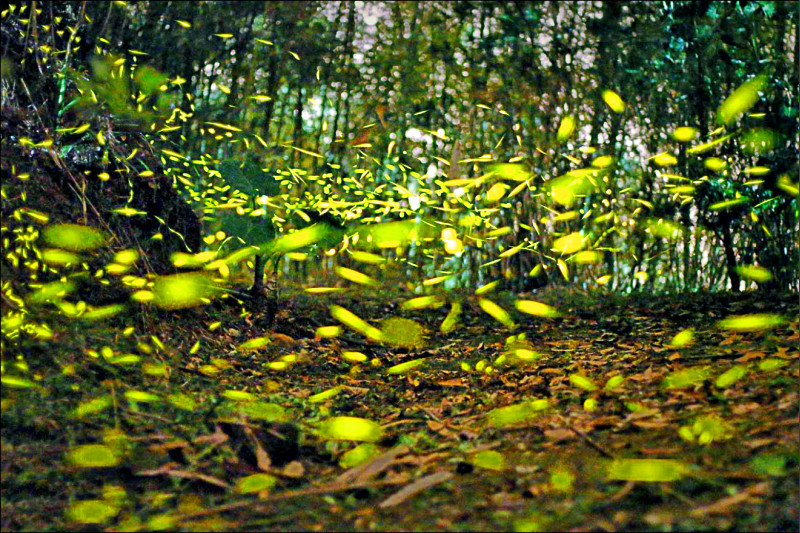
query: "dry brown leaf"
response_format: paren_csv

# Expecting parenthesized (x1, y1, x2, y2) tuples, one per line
(436, 379, 467, 387)
(632, 420, 668, 429)
(195, 426, 229, 445)
(743, 438, 774, 449)
(282, 460, 305, 478)
(427, 421, 445, 431)
(271, 333, 297, 346)
(242, 424, 271, 471)
(732, 402, 761, 415)
(539, 368, 562, 375)
(544, 428, 575, 442)
(378, 471, 454, 509)
(588, 416, 622, 429)
(640, 447, 680, 455)
(736, 351, 766, 363)
(148, 440, 190, 453)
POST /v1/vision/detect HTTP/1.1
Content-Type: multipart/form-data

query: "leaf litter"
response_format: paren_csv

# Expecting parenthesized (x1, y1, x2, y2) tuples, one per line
(1, 287, 797, 531)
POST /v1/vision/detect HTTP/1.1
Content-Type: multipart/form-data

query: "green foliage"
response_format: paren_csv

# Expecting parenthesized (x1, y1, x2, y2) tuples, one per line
(72, 55, 174, 126)
(218, 159, 280, 198)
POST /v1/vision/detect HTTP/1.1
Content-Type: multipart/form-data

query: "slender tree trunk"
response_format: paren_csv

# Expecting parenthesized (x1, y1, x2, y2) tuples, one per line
(292, 84, 304, 166)
(719, 223, 741, 292)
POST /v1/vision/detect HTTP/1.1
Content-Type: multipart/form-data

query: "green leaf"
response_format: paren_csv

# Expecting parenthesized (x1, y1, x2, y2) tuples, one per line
(235, 473, 277, 494)
(222, 390, 257, 402)
(308, 386, 342, 403)
(569, 374, 598, 391)
(317, 416, 383, 442)
(549, 468, 575, 492)
(472, 450, 506, 471)
(66, 500, 120, 524)
(486, 400, 549, 428)
(218, 210, 276, 248)
(124, 391, 160, 403)
(339, 443, 382, 468)
(604, 375, 625, 391)
(714, 365, 748, 388)
(167, 393, 197, 411)
(758, 358, 788, 372)
(1, 375, 40, 389)
(67, 444, 120, 468)
(108, 354, 141, 365)
(606, 459, 689, 482)
(71, 396, 113, 418)
(661, 366, 711, 389)
(238, 402, 286, 421)
(669, 328, 695, 347)
(750, 453, 787, 477)
(237, 336, 272, 352)
(386, 358, 426, 375)
(380, 318, 427, 348)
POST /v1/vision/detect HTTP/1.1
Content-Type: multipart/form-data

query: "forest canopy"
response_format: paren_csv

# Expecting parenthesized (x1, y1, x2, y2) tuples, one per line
(2, 0, 798, 298)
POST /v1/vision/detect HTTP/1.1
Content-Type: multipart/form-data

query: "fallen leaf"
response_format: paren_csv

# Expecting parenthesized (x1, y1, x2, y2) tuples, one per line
(544, 428, 575, 442)
(436, 379, 467, 387)
(744, 438, 774, 450)
(736, 351, 766, 363)
(271, 333, 298, 346)
(640, 447, 680, 456)
(282, 460, 305, 478)
(378, 471, 454, 508)
(195, 426, 229, 445)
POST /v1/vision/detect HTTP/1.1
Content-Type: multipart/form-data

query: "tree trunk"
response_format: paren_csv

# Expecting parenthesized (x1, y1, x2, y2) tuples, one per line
(719, 222, 741, 292)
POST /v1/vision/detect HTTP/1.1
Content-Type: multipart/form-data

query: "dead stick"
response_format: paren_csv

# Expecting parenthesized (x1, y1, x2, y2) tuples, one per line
(556, 414, 614, 459)
(160, 476, 411, 523)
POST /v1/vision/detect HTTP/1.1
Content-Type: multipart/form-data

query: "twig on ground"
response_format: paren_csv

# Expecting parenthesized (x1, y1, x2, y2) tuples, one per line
(557, 414, 614, 459)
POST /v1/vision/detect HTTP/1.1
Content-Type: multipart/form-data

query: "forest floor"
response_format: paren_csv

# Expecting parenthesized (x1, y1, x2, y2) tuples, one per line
(1, 285, 798, 532)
